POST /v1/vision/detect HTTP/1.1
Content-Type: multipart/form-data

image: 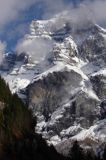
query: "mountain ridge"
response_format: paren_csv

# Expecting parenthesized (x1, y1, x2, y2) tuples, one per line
(0, 13, 106, 148)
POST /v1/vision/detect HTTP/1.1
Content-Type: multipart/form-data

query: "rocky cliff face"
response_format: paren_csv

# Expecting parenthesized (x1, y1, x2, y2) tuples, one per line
(28, 70, 99, 140)
(90, 74, 106, 100)
(0, 13, 106, 146)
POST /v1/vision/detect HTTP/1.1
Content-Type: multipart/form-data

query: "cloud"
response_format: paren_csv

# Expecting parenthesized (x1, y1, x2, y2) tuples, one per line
(45, 0, 106, 27)
(2, 0, 106, 64)
(87, 0, 106, 23)
(0, 0, 73, 28)
(0, 0, 106, 28)
(15, 0, 106, 63)
(43, 0, 106, 24)
(42, 0, 70, 19)
(0, 0, 38, 28)
(0, 41, 6, 64)
(16, 37, 53, 62)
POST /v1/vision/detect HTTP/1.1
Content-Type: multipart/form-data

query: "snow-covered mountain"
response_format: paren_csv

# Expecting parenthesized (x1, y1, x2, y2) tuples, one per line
(56, 118, 106, 155)
(0, 12, 106, 148)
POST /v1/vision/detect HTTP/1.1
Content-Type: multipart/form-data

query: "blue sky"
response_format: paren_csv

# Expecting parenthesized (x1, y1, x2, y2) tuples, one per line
(0, 0, 86, 52)
(0, 0, 77, 52)
(0, 1, 45, 52)
(0, 0, 106, 52)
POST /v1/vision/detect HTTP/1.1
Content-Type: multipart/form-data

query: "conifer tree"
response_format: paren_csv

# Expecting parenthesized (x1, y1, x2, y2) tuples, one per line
(69, 141, 85, 160)
(103, 145, 106, 160)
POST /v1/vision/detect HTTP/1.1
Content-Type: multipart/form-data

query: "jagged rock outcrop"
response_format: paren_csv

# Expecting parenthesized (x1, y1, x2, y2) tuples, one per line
(90, 74, 106, 100)
(100, 100, 106, 119)
(28, 69, 99, 141)
(56, 119, 106, 156)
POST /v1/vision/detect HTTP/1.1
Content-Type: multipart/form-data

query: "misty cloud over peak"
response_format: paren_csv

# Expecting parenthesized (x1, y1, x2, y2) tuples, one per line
(0, 0, 106, 57)
(1, 0, 106, 28)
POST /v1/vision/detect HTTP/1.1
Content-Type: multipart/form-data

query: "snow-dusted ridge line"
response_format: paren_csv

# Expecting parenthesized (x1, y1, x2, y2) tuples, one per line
(72, 119, 106, 143)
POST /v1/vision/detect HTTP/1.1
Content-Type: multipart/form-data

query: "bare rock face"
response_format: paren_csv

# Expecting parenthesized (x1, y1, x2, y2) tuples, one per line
(27, 69, 99, 141)
(56, 119, 106, 156)
(28, 70, 82, 114)
(100, 100, 106, 119)
(90, 75, 106, 100)
(79, 27, 106, 62)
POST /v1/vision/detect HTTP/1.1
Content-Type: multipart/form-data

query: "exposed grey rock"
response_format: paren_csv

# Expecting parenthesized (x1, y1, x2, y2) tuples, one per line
(100, 100, 106, 119)
(90, 75, 106, 100)
(28, 70, 82, 115)
(28, 70, 100, 140)
(56, 119, 106, 156)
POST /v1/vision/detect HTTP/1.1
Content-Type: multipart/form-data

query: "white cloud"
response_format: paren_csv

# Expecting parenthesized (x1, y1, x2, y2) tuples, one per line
(15, 0, 106, 63)
(16, 38, 53, 62)
(43, 0, 106, 24)
(2, 0, 106, 64)
(47, 0, 106, 27)
(0, 0, 38, 28)
(0, 0, 73, 28)
(42, 0, 69, 19)
(0, 0, 106, 28)
(0, 41, 6, 64)
(87, 0, 106, 23)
